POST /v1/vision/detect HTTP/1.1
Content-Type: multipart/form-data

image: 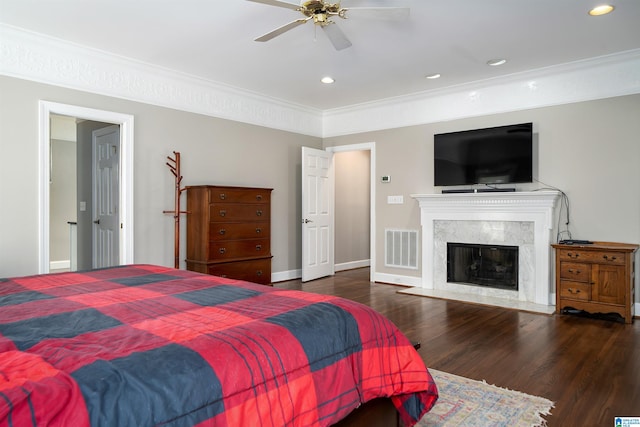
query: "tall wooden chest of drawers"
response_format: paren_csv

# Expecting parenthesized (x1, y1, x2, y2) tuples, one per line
(552, 241, 638, 323)
(186, 185, 273, 285)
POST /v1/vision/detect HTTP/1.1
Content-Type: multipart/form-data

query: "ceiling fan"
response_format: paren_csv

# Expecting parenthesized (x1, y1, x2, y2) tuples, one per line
(247, 0, 410, 51)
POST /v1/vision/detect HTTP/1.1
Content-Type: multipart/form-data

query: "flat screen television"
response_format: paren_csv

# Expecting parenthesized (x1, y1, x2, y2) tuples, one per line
(434, 122, 533, 187)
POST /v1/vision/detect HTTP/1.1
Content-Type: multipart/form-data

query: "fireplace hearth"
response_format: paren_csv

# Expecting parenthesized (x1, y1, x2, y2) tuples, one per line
(447, 243, 518, 291)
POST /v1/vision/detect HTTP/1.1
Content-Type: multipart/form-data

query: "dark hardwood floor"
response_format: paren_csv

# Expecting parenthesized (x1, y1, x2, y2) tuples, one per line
(276, 268, 640, 427)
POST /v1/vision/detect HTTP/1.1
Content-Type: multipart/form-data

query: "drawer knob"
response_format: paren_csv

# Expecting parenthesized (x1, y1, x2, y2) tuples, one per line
(256, 270, 263, 276)
(256, 244, 262, 251)
(219, 210, 226, 217)
(219, 229, 226, 235)
(567, 252, 579, 259)
(219, 248, 226, 254)
(603, 255, 617, 261)
(256, 228, 262, 234)
(219, 193, 226, 200)
(256, 195, 263, 201)
(256, 210, 263, 216)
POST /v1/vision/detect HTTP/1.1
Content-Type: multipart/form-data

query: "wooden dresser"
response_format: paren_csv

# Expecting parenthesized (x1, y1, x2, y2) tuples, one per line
(552, 241, 638, 323)
(186, 185, 273, 285)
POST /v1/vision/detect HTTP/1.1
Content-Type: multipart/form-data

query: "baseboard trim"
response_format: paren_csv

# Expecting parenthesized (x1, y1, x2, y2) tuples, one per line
(272, 260, 371, 283)
(374, 272, 422, 287)
(50, 260, 70, 270)
(271, 269, 301, 283)
(335, 260, 370, 272)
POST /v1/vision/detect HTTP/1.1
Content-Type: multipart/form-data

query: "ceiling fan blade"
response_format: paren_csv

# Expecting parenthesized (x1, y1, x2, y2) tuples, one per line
(245, 0, 300, 10)
(341, 7, 410, 20)
(322, 24, 352, 51)
(255, 18, 311, 42)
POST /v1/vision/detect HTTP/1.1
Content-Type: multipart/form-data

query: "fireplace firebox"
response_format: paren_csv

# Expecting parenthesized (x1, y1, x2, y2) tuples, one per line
(447, 243, 518, 291)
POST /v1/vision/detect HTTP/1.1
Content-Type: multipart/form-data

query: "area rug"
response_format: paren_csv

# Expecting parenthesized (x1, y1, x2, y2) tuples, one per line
(417, 369, 554, 427)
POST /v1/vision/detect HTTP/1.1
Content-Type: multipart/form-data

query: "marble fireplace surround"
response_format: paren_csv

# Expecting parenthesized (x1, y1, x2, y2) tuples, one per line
(404, 191, 560, 313)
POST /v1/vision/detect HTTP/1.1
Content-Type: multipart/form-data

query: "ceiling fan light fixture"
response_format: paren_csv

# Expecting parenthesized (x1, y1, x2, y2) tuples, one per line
(321, 76, 335, 84)
(247, 0, 410, 51)
(313, 12, 330, 25)
(487, 58, 507, 66)
(589, 5, 614, 16)
(425, 73, 441, 79)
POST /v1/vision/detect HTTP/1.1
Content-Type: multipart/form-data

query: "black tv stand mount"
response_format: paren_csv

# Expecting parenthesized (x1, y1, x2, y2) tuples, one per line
(442, 188, 516, 194)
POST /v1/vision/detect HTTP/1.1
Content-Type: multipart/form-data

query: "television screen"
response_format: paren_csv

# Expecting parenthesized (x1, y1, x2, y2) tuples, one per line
(434, 123, 533, 187)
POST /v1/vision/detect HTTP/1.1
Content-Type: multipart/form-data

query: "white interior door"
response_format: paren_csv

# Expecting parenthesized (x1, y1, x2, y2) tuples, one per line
(301, 147, 334, 282)
(92, 125, 120, 268)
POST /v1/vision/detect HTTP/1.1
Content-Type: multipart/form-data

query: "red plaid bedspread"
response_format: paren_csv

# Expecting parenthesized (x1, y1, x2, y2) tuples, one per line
(0, 264, 437, 426)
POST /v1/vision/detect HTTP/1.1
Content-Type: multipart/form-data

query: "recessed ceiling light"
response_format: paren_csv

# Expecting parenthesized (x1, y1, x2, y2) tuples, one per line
(321, 76, 335, 84)
(487, 58, 507, 66)
(589, 4, 614, 16)
(425, 73, 441, 79)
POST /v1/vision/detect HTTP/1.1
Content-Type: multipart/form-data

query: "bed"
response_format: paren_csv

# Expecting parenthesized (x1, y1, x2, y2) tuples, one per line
(0, 264, 438, 426)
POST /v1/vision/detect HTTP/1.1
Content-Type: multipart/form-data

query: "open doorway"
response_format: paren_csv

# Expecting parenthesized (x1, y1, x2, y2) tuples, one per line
(327, 143, 376, 282)
(39, 101, 135, 274)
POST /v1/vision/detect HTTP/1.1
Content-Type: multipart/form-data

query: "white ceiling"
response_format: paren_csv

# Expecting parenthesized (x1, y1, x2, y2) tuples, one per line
(1, 0, 639, 111)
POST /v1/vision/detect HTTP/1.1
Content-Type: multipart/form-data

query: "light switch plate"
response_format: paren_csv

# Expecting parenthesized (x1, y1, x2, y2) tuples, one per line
(387, 195, 404, 204)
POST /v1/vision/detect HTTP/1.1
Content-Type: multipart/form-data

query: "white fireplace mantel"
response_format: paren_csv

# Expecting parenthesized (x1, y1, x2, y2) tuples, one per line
(409, 191, 561, 310)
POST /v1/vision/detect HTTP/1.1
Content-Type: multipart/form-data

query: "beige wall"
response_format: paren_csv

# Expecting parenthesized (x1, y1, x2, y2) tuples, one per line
(0, 75, 321, 277)
(334, 150, 370, 267)
(49, 138, 76, 263)
(49, 115, 78, 268)
(324, 94, 640, 300)
(1, 75, 639, 305)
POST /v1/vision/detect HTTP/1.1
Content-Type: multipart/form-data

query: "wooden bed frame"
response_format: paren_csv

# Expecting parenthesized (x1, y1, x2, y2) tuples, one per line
(333, 341, 421, 427)
(333, 398, 401, 427)
(333, 341, 419, 426)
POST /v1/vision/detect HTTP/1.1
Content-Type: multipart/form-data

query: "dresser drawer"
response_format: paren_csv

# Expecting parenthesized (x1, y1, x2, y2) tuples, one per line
(556, 249, 588, 262)
(209, 222, 270, 241)
(210, 239, 271, 259)
(557, 248, 625, 264)
(208, 187, 271, 204)
(209, 203, 270, 222)
(207, 258, 272, 285)
(559, 281, 591, 301)
(559, 262, 590, 282)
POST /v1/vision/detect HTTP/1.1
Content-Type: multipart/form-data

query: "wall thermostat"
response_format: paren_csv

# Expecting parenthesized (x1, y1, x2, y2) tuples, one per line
(381, 175, 391, 183)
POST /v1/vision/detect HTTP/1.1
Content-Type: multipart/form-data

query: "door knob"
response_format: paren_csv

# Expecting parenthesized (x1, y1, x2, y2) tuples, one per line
(93, 219, 100, 224)
(303, 218, 313, 223)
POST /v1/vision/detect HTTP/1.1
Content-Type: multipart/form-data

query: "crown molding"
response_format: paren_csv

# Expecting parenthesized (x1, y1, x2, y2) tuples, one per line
(323, 49, 640, 137)
(0, 24, 324, 137)
(2, 24, 639, 139)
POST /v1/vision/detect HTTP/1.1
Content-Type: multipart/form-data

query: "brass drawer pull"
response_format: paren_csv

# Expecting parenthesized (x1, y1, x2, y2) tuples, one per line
(567, 288, 581, 294)
(219, 210, 226, 217)
(219, 248, 226, 254)
(568, 269, 581, 274)
(256, 210, 263, 216)
(567, 252, 579, 259)
(603, 255, 617, 261)
(219, 193, 226, 200)
(256, 244, 262, 251)
(219, 229, 226, 235)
